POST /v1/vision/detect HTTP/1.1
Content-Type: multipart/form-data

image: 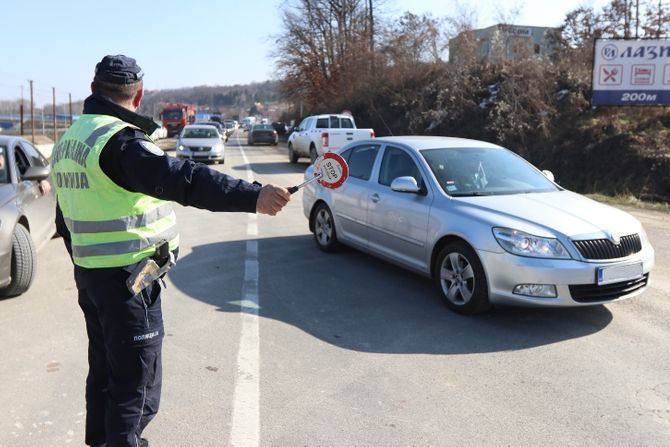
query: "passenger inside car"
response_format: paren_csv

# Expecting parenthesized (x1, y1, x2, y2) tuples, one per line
(0, 149, 7, 183)
(379, 148, 421, 186)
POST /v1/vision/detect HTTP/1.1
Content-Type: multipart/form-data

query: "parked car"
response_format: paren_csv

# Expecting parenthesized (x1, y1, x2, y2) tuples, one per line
(302, 136, 655, 315)
(247, 124, 278, 146)
(287, 113, 375, 163)
(176, 124, 225, 164)
(0, 135, 56, 297)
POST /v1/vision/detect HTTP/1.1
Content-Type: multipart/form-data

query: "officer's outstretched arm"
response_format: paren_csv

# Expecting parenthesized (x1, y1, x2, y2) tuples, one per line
(256, 184, 290, 216)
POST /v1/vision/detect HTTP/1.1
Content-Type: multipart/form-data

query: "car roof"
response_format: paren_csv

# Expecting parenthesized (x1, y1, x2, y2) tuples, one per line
(185, 124, 220, 129)
(357, 136, 505, 151)
(0, 135, 33, 146)
(308, 114, 354, 119)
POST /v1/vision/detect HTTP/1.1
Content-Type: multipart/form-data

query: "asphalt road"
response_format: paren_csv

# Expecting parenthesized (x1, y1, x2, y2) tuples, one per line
(1, 132, 669, 446)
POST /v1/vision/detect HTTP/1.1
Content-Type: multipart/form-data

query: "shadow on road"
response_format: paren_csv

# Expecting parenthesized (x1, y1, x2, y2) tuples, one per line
(168, 235, 613, 355)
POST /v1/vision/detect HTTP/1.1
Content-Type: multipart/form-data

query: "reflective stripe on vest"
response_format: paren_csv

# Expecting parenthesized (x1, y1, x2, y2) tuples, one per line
(63, 202, 174, 233)
(52, 114, 179, 268)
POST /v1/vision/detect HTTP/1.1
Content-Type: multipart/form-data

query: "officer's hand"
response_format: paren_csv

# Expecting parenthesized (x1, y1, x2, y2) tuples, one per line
(39, 179, 52, 195)
(256, 184, 290, 216)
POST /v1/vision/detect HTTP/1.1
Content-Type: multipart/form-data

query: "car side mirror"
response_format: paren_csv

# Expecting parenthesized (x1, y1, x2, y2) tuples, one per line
(541, 170, 555, 182)
(390, 176, 421, 193)
(22, 165, 50, 181)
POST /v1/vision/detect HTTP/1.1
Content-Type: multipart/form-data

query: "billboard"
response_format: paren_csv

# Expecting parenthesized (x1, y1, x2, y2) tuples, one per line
(591, 39, 670, 106)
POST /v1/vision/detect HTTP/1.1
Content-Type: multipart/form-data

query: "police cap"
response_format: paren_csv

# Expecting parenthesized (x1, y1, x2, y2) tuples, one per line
(94, 55, 144, 85)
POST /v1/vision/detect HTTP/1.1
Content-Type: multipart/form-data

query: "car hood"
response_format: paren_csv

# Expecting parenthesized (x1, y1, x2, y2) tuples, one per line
(179, 138, 221, 146)
(453, 190, 642, 239)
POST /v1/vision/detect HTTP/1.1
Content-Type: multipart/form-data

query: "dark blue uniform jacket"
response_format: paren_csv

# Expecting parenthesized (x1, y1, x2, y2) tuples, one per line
(56, 94, 262, 286)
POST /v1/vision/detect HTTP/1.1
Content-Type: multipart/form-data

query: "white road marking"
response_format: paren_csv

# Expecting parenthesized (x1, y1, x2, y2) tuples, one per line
(229, 138, 261, 447)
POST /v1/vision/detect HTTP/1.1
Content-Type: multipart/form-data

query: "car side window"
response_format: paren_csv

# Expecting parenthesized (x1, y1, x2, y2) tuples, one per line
(316, 118, 329, 129)
(20, 141, 48, 167)
(347, 144, 380, 181)
(341, 118, 354, 128)
(379, 146, 421, 187)
(14, 145, 31, 177)
(329, 116, 340, 128)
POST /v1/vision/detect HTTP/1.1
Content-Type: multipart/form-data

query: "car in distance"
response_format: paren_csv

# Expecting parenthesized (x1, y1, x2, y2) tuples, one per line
(176, 124, 225, 164)
(288, 114, 375, 163)
(0, 135, 56, 297)
(247, 124, 278, 146)
(195, 121, 228, 142)
(302, 136, 654, 315)
(223, 120, 236, 137)
(150, 122, 168, 140)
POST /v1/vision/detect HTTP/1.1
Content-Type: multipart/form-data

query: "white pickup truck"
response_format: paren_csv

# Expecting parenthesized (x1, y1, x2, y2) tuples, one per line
(287, 114, 375, 163)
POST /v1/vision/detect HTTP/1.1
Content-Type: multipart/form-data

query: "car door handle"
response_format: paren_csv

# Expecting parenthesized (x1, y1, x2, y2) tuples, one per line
(371, 193, 380, 203)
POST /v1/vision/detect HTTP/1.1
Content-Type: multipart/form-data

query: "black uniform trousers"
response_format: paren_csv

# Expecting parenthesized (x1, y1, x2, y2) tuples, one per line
(77, 268, 163, 447)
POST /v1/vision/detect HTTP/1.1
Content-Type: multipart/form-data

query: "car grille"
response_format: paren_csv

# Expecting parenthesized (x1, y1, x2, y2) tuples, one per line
(189, 146, 210, 152)
(571, 234, 641, 260)
(569, 274, 648, 303)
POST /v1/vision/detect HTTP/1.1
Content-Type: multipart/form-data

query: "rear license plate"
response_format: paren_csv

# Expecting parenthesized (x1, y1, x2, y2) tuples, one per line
(597, 262, 643, 285)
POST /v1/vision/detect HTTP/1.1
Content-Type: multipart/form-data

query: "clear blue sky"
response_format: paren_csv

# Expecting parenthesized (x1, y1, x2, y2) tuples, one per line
(2, 0, 608, 105)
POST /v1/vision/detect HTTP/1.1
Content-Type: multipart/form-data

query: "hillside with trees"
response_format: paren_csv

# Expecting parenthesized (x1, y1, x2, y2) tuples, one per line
(273, 0, 670, 203)
(139, 81, 283, 120)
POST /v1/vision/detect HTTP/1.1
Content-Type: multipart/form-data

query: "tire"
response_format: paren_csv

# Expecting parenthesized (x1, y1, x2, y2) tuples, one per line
(288, 144, 299, 164)
(309, 145, 318, 164)
(434, 241, 490, 315)
(310, 203, 340, 252)
(0, 224, 37, 297)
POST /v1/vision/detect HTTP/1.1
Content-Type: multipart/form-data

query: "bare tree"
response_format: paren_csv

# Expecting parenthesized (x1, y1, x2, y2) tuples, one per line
(642, 0, 670, 37)
(274, 0, 379, 113)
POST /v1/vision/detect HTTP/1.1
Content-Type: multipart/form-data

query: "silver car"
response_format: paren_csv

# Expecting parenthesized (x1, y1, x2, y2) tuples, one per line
(176, 124, 225, 164)
(302, 136, 655, 315)
(0, 135, 56, 297)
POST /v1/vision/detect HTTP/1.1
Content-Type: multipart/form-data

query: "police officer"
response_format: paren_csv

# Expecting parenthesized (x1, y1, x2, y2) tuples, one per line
(52, 55, 290, 447)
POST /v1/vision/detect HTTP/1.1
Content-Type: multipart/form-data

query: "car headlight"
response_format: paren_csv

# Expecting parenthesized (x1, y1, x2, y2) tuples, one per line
(639, 226, 650, 247)
(493, 227, 571, 259)
(177, 144, 184, 151)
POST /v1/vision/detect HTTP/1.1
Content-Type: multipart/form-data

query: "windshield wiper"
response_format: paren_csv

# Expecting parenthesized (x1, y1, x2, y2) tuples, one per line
(449, 191, 493, 197)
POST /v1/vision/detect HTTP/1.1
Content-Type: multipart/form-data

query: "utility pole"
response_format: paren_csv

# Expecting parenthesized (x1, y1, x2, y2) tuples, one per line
(659, 0, 663, 38)
(29, 80, 35, 144)
(20, 85, 24, 136)
(52, 87, 57, 143)
(635, 0, 640, 38)
(369, 0, 375, 77)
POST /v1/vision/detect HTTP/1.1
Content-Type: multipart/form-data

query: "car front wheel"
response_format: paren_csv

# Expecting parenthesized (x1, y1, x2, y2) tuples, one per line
(434, 241, 490, 315)
(311, 203, 340, 252)
(0, 223, 37, 297)
(288, 144, 299, 163)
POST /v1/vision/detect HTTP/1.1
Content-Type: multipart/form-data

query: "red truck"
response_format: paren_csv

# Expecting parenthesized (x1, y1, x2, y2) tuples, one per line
(161, 103, 196, 137)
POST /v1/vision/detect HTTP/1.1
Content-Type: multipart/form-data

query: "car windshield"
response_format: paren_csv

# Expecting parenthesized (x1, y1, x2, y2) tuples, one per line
(421, 147, 559, 196)
(182, 128, 218, 139)
(254, 125, 273, 131)
(162, 110, 183, 120)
